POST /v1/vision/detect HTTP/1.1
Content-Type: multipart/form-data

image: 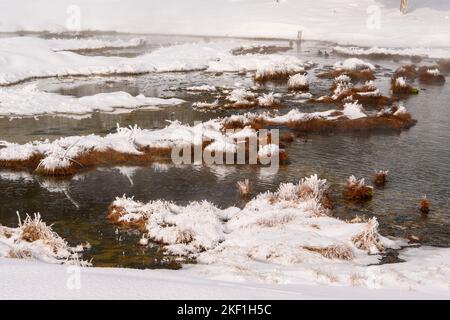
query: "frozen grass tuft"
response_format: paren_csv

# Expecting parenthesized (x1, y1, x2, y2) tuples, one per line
(236, 179, 252, 198)
(0, 213, 90, 265)
(257, 93, 281, 108)
(287, 73, 309, 91)
(254, 63, 305, 82)
(351, 217, 384, 254)
(420, 197, 430, 214)
(231, 45, 291, 56)
(418, 67, 446, 84)
(391, 77, 419, 95)
(343, 175, 373, 201)
(304, 245, 354, 260)
(374, 170, 389, 186)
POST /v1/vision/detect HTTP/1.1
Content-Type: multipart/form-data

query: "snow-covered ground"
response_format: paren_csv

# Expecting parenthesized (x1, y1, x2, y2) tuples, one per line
(1, 254, 448, 300)
(0, 0, 449, 48)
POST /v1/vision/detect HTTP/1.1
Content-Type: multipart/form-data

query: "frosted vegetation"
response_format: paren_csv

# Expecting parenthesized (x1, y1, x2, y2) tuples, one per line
(0, 213, 90, 266)
(105, 175, 449, 291)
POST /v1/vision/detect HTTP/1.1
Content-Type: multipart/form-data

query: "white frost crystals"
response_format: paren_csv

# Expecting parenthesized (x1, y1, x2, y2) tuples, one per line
(0, 213, 90, 266)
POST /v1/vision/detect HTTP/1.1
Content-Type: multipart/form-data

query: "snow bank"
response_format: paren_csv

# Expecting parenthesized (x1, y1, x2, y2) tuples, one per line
(0, 37, 306, 85)
(342, 101, 367, 119)
(1, 0, 450, 48)
(2, 253, 448, 299)
(0, 84, 184, 117)
(48, 37, 146, 51)
(333, 46, 450, 60)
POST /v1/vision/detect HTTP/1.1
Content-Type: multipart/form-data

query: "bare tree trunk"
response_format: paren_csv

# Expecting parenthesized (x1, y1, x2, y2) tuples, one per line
(400, 0, 409, 14)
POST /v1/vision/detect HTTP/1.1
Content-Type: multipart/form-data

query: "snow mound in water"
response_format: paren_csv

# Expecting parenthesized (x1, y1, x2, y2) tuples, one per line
(0, 84, 184, 117)
(334, 58, 375, 71)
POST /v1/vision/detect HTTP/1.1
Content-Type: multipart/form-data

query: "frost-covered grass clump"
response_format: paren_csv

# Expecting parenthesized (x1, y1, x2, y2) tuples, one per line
(287, 73, 309, 91)
(343, 176, 373, 201)
(224, 89, 281, 109)
(418, 67, 446, 84)
(315, 77, 390, 106)
(0, 213, 90, 266)
(391, 77, 419, 95)
(254, 62, 306, 82)
(318, 58, 375, 82)
(258, 104, 416, 132)
(374, 170, 389, 186)
(236, 179, 252, 198)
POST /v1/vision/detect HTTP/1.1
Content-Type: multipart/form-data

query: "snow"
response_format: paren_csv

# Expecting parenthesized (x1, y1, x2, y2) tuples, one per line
(333, 46, 450, 59)
(288, 73, 309, 90)
(0, 84, 184, 117)
(186, 85, 217, 92)
(1, 255, 447, 300)
(342, 101, 367, 119)
(257, 93, 279, 107)
(395, 77, 407, 87)
(0, 37, 306, 86)
(427, 68, 441, 76)
(227, 88, 256, 103)
(47, 37, 146, 52)
(334, 58, 375, 71)
(1, 1, 450, 48)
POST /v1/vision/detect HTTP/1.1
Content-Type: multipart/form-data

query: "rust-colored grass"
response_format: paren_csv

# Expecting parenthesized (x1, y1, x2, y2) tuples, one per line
(304, 245, 354, 260)
(107, 204, 148, 232)
(236, 179, 252, 198)
(391, 77, 419, 95)
(333, 50, 424, 63)
(343, 177, 373, 201)
(280, 132, 295, 143)
(232, 45, 291, 56)
(418, 67, 446, 84)
(420, 198, 430, 214)
(438, 59, 450, 74)
(374, 170, 389, 186)
(393, 65, 418, 80)
(317, 69, 375, 82)
(0, 154, 43, 171)
(275, 113, 416, 133)
(254, 71, 297, 83)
